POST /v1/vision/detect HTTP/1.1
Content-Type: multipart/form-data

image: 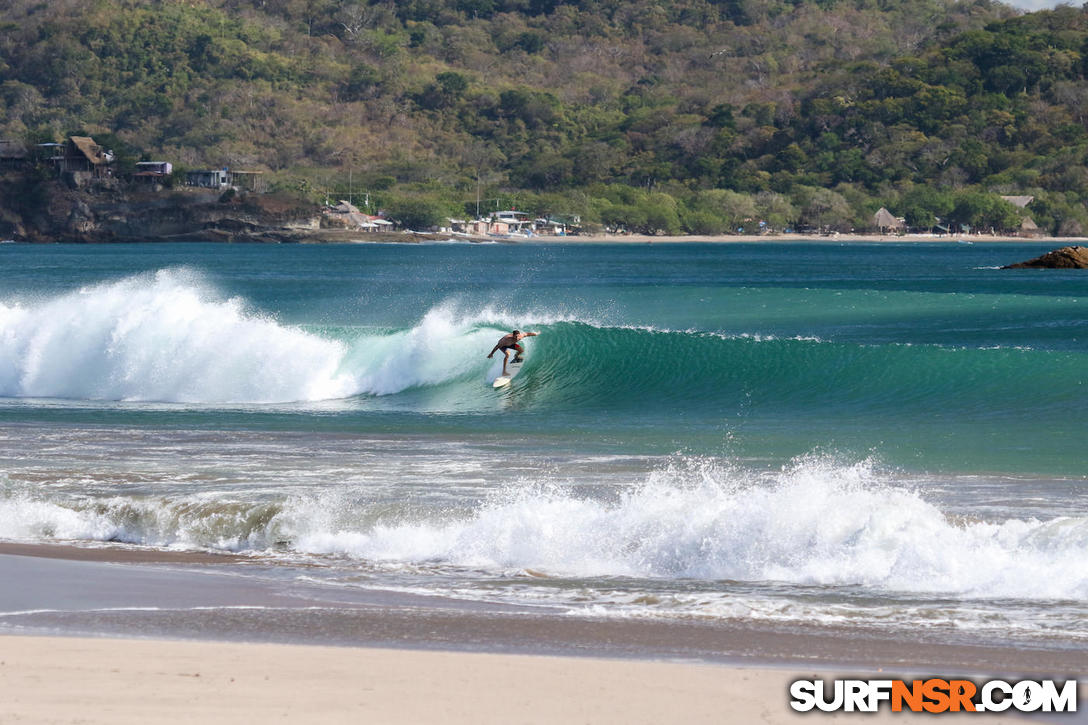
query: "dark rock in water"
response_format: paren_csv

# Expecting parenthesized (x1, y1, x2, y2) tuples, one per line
(1002, 246, 1088, 269)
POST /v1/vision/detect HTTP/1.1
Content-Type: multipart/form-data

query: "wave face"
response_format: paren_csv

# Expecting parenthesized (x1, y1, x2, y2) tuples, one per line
(2, 456, 1086, 601)
(522, 323, 1086, 417)
(0, 270, 1082, 423)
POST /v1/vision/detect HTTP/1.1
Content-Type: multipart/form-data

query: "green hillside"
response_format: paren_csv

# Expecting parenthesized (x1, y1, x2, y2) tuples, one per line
(4, 0, 1088, 233)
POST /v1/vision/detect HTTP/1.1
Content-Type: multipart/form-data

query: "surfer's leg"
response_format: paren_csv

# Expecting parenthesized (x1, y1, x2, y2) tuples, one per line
(501, 349, 509, 375)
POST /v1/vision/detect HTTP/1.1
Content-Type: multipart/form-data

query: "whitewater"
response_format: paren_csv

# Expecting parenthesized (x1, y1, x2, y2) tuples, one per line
(0, 268, 542, 403)
(0, 241, 1084, 648)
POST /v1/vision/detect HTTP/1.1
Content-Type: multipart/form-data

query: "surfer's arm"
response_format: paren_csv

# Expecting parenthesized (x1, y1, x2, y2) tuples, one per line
(519, 332, 538, 339)
(486, 343, 501, 358)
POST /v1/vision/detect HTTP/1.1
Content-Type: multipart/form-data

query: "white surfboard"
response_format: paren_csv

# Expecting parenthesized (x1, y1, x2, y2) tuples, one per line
(492, 355, 525, 388)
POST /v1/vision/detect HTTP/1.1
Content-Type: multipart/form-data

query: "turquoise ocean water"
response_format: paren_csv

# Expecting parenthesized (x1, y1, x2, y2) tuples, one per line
(0, 241, 1084, 646)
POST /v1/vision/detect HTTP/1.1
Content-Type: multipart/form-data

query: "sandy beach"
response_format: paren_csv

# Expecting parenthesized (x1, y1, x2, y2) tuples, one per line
(308, 227, 1088, 244)
(0, 544, 1081, 723)
(0, 635, 899, 725)
(1, 634, 1063, 724)
(429, 231, 1088, 244)
(537, 232, 1077, 244)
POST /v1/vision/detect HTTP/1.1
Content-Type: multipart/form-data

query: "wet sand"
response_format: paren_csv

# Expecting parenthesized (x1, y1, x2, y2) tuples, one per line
(0, 544, 1083, 673)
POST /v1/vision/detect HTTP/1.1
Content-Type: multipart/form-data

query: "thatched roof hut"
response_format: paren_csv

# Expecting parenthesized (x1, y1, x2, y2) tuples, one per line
(62, 136, 113, 177)
(1001, 195, 1034, 209)
(69, 136, 108, 166)
(1019, 216, 1043, 237)
(873, 207, 904, 232)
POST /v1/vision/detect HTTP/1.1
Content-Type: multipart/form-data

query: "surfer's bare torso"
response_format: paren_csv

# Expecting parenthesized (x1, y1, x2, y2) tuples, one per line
(487, 330, 538, 375)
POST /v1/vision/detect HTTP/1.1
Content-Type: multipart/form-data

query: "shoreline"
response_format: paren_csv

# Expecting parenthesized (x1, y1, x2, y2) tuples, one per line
(543, 233, 1088, 244)
(1, 542, 1085, 676)
(337, 230, 1086, 245)
(2, 543, 1070, 723)
(6, 229, 1085, 245)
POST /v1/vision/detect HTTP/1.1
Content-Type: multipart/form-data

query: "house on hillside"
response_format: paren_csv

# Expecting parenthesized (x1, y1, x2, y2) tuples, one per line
(873, 207, 904, 234)
(230, 170, 266, 193)
(135, 161, 172, 176)
(186, 169, 230, 188)
(34, 142, 63, 165)
(0, 140, 28, 169)
(133, 161, 173, 185)
(60, 136, 113, 179)
(186, 168, 266, 192)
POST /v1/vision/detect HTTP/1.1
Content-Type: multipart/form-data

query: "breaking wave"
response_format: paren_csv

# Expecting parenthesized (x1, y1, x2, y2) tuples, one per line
(0, 268, 1082, 427)
(2, 456, 1086, 601)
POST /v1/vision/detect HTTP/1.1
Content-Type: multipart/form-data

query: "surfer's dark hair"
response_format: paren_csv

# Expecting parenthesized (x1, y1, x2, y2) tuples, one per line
(512, 329, 520, 335)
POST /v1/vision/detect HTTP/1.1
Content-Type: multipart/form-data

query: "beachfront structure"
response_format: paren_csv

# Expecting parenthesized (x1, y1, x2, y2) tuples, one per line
(322, 200, 394, 231)
(534, 217, 576, 235)
(451, 212, 581, 237)
(491, 210, 533, 233)
(873, 207, 905, 233)
(1019, 217, 1043, 237)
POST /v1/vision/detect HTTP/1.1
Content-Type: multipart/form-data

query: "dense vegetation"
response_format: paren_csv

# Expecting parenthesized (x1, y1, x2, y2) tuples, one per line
(4, 0, 1088, 233)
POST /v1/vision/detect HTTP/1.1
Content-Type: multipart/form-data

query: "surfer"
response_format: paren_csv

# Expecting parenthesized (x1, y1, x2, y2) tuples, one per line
(487, 329, 537, 375)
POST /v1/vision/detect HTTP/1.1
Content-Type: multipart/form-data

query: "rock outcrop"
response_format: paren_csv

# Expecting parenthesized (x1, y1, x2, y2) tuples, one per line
(0, 174, 323, 243)
(1002, 246, 1088, 269)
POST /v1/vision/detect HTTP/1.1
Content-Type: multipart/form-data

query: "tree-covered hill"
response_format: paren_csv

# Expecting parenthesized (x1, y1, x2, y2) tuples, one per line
(4, 0, 1088, 233)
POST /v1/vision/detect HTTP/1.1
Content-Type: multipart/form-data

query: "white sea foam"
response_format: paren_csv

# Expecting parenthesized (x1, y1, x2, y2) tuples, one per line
(0, 270, 570, 403)
(338, 303, 570, 395)
(0, 489, 282, 551)
(0, 269, 356, 403)
(285, 457, 1088, 601)
(2, 456, 1087, 603)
